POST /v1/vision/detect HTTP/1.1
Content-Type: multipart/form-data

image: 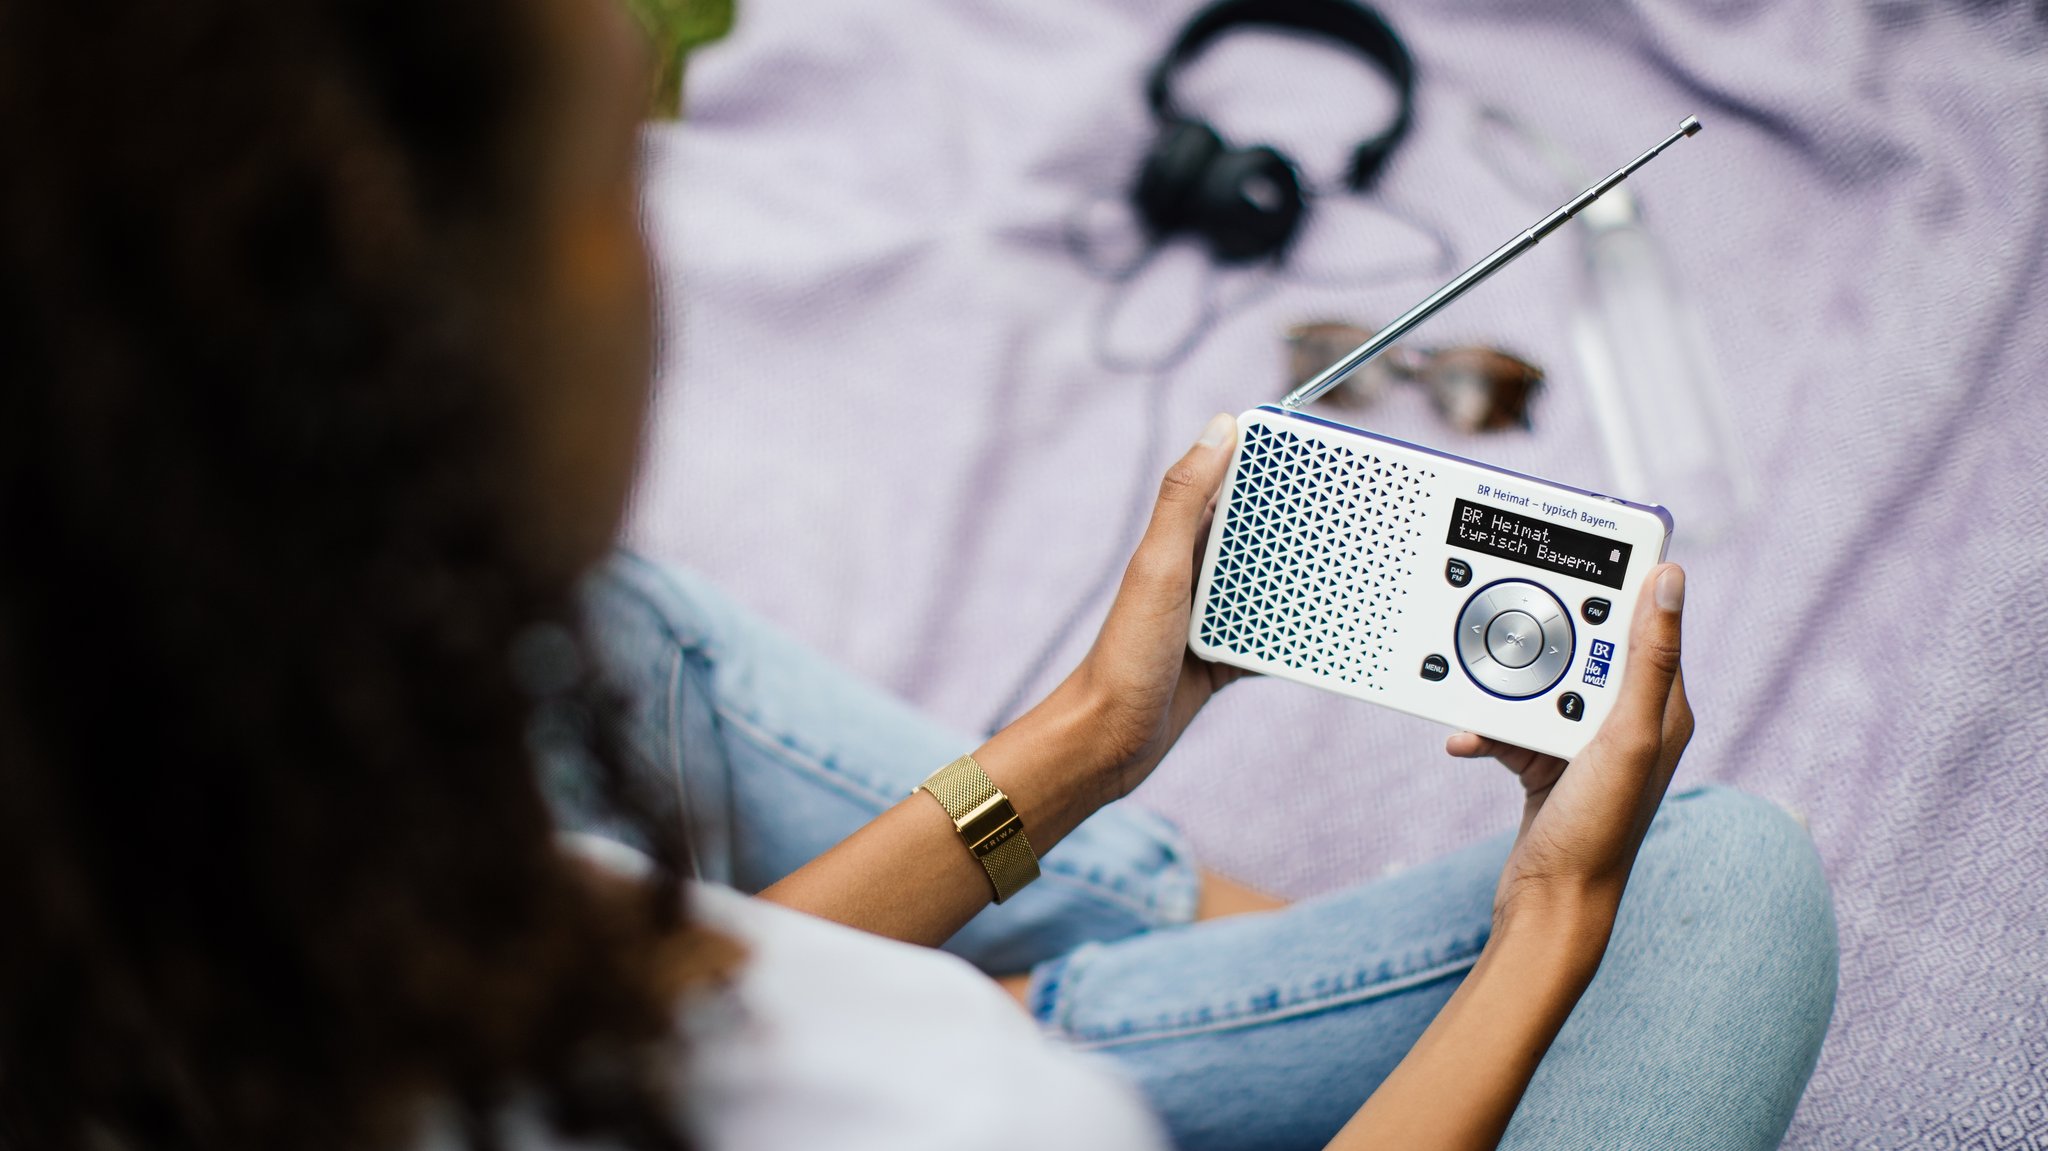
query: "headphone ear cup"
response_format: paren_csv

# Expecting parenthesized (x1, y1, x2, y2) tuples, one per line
(1190, 145, 1305, 262)
(1133, 120, 1224, 236)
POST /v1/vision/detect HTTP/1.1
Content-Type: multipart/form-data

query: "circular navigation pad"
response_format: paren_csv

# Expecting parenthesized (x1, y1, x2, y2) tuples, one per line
(1485, 611, 1543, 669)
(1457, 581, 1575, 699)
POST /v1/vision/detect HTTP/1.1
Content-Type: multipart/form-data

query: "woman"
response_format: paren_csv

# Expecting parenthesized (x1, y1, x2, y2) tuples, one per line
(0, 0, 1837, 1148)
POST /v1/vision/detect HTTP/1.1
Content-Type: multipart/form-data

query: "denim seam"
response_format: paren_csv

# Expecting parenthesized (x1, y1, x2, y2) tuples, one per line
(600, 556, 715, 654)
(616, 561, 926, 811)
(714, 703, 904, 805)
(601, 554, 1194, 923)
(1028, 860, 1189, 925)
(663, 645, 686, 798)
(1027, 950, 1079, 1024)
(1056, 943, 1486, 1052)
(664, 644, 715, 882)
(712, 704, 1178, 923)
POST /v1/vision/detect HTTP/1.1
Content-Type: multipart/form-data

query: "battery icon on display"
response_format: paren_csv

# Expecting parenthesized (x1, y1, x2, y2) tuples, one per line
(1610, 549, 1621, 562)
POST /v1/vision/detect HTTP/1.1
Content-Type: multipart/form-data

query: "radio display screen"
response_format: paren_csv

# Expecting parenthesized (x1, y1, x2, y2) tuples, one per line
(1447, 499, 1632, 590)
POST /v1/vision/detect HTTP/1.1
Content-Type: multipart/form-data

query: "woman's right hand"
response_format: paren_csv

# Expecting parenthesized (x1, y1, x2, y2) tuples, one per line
(1327, 565, 1693, 1151)
(1446, 563, 1694, 934)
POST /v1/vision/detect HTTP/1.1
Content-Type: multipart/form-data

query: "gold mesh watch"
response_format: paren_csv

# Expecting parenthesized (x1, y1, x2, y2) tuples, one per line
(917, 755, 1040, 903)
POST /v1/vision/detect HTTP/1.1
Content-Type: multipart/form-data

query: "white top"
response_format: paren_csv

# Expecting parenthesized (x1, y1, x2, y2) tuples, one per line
(423, 836, 1168, 1151)
(679, 882, 1168, 1151)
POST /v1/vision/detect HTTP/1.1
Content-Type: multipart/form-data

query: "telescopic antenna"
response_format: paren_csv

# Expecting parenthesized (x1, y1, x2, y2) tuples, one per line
(1280, 115, 1702, 411)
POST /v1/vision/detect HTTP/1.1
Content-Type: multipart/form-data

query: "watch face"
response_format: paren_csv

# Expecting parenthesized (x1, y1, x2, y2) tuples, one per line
(921, 757, 1039, 903)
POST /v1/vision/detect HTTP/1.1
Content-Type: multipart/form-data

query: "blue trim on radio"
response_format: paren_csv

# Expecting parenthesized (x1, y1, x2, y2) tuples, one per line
(1453, 577, 1577, 702)
(1253, 405, 1676, 535)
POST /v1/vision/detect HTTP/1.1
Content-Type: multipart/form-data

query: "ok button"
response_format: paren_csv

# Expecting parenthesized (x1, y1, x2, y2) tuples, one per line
(1485, 611, 1544, 669)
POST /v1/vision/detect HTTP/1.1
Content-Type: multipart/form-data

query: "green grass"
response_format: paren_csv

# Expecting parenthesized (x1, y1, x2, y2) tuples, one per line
(622, 0, 735, 118)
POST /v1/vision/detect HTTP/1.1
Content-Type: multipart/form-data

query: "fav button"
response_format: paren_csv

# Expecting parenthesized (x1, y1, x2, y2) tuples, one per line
(1420, 654, 1449, 681)
(1446, 558, 1472, 587)
(1557, 692, 1585, 721)
(1582, 597, 1612, 625)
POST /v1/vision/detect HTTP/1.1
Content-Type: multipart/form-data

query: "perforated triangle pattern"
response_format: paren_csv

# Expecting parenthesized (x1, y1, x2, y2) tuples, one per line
(1198, 422, 1436, 689)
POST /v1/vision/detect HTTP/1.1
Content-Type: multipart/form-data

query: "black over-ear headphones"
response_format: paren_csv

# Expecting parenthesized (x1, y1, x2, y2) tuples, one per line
(1132, 0, 1416, 264)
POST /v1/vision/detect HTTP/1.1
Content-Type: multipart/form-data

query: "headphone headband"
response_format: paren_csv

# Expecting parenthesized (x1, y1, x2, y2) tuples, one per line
(1144, 0, 1415, 192)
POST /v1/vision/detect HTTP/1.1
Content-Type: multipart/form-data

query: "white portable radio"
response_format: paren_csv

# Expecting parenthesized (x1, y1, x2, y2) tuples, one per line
(1189, 406, 1670, 759)
(1184, 117, 1700, 759)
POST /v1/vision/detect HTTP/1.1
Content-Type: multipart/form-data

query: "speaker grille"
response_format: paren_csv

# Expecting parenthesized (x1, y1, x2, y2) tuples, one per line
(1198, 421, 1437, 689)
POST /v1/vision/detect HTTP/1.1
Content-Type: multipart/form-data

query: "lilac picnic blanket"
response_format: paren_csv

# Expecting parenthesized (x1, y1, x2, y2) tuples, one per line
(626, 1, 2048, 1145)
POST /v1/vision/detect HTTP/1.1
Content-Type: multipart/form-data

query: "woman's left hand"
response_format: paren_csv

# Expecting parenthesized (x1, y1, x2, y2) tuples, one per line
(762, 414, 1251, 945)
(1030, 412, 1251, 805)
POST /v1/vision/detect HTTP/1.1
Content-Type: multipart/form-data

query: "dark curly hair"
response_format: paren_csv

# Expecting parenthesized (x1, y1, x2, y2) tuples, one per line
(0, 1, 724, 1147)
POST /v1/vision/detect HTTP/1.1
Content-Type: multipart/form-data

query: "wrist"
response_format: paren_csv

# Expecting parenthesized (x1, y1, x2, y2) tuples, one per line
(1490, 884, 1619, 985)
(970, 683, 1119, 847)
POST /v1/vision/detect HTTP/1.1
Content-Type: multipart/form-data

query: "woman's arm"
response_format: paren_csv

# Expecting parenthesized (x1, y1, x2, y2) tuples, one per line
(757, 414, 1247, 947)
(1328, 901, 1609, 1150)
(749, 685, 1122, 948)
(1325, 563, 1694, 1151)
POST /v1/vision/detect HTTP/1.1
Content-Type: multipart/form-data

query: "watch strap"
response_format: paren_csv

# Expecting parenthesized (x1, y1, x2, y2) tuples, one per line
(918, 755, 1040, 904)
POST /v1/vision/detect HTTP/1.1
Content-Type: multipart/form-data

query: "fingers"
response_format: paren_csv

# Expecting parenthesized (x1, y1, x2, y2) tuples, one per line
(1445, 731, 1536, 765)
(1190, 491, 1221, 568)
(1124, 413, 1237, 604)
(1606, 563, 1687, 758)
(1444, 731, 1500, 759)
(1449, 566, 1687, 787)
(1661, 665, 1695, 760)
(1446, 731, 1553, 777)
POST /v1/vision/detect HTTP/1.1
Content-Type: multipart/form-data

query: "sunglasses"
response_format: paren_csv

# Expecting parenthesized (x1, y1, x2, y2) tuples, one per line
(1284, 321, 1544, 434)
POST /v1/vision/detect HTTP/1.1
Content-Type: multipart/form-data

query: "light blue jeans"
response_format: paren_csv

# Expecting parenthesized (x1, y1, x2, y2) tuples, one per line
(572, 553, 1838, 1151)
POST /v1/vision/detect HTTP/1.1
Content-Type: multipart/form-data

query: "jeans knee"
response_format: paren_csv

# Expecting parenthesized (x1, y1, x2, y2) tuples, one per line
(1635, 785, 1840, 1026)
(1508, 787, 1838, 1149)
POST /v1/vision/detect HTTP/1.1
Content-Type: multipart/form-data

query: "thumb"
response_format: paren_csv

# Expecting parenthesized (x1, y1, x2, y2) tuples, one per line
(1126, 413, 1237, 599)
(1605, 563, 1685, 752)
